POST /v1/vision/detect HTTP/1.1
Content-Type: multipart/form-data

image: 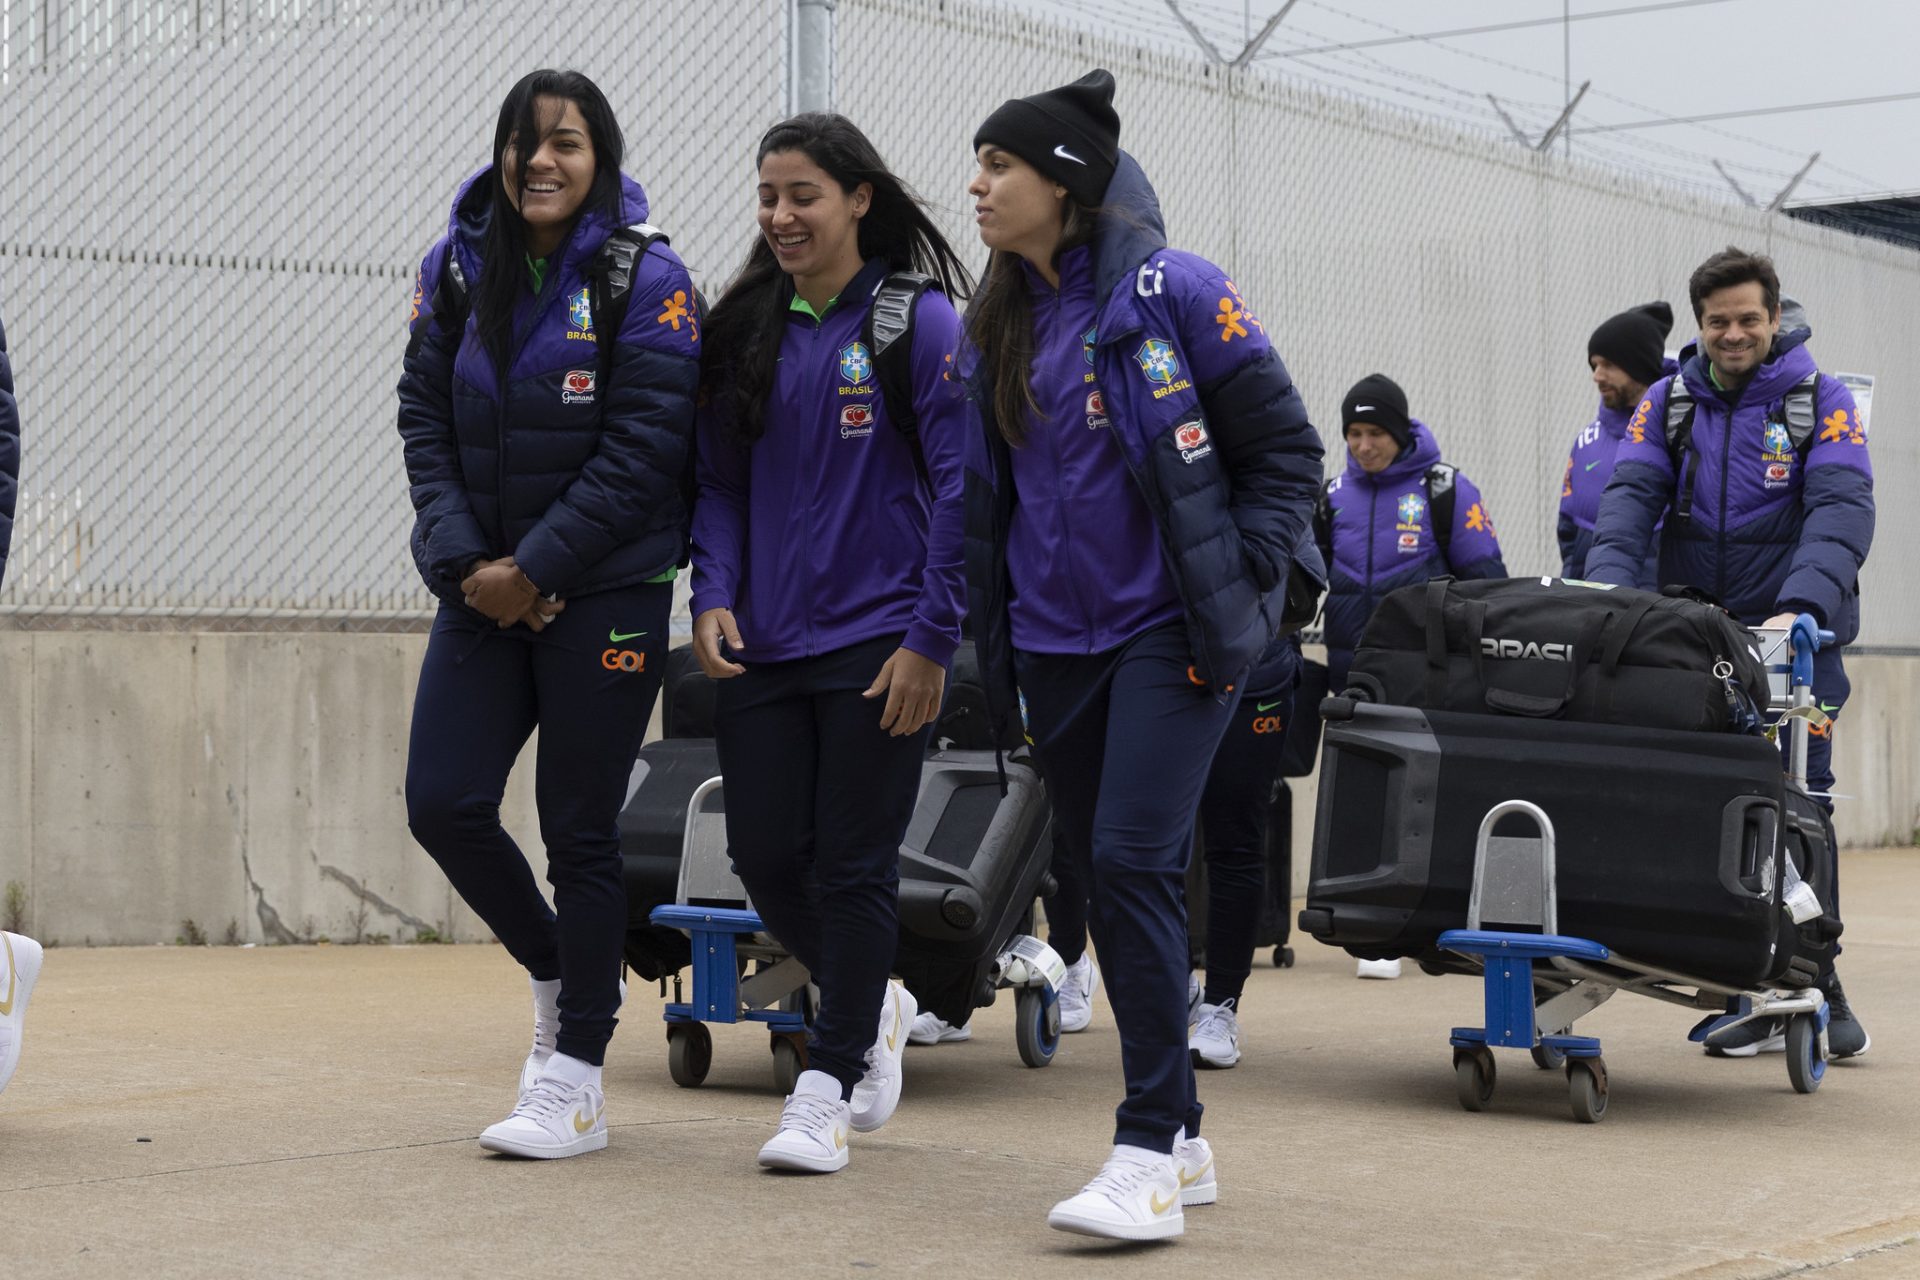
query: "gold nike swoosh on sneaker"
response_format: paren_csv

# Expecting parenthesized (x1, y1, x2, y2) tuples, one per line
(885, 991, 902, 1053)
(834, 1128, 848, 1150)
(1179, 1159, 1213, 1186)
(1150, 1190, 1177, 1215)
(572, 1107, 601, 1134)
(0, 934, 15, 1016)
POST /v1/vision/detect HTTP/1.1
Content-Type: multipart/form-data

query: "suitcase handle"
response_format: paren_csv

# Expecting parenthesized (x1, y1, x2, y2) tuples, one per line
(1721, 795, 1780, 898)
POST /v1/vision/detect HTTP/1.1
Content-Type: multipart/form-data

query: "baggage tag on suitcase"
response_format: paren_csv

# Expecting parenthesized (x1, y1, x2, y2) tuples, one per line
(994, 934, 1068, 992)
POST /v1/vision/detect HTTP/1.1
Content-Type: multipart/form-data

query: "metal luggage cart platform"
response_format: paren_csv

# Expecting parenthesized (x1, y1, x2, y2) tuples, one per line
(1440, 614, 1837, 1122)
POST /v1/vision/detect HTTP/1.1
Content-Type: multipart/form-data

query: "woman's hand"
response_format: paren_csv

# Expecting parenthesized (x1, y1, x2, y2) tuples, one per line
(864, 647, 946, 737)
(507, 596, 566, 633)
(462, 558, 539, 624)
(693, 608, 747, 678)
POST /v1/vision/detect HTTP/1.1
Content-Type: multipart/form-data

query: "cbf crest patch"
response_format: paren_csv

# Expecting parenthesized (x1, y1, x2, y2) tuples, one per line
(568, 287, 594, 335)
(1763, 422, 1793, 460)
(1135, 338, 1178, 385)
(1397, 493, 1426, 526)
(840, 342, 873, 384)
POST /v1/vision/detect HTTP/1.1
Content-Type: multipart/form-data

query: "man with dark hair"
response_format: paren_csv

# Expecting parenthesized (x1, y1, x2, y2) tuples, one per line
(1560, 301, 1674, 585)
(1588, 245, 1874, 1059)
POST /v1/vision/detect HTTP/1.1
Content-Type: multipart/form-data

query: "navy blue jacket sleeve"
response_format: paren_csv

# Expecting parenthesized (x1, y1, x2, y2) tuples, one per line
(1171, 266, 1323, 593)
(1776, 380, 1874, 629)
(513, 248, 699, 595)
(0, 312, 17, 588)
(395, 241, 493, 596)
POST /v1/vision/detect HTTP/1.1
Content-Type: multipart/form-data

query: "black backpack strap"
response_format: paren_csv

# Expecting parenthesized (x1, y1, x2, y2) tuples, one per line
(1661, 373, 1697, 523)
(864, 271, 937, 491)
(588, 222, 670, 354)
(1423, 463, 1457, 564)
(429, 242, 470, 336)
(1313, 477, 1337, 567)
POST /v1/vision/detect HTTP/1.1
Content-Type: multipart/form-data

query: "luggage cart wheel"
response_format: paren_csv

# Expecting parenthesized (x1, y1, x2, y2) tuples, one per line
(1786, 1014, 1826, 1094)
(1015, 986, 1061, 1068)
(1567, 1058, 1609, 1123)
(666, 1023, 712, 1089)
(1530, 1040, 1567, 1071)
(1274, 946, 1296, 969)
(771, 1031, 808, 1095)
(1453, 1046, 1496, 1112)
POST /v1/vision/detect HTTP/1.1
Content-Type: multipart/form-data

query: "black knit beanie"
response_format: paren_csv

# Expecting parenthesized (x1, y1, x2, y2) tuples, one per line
(1341, 373, 1412, 451)
(1588, 301, 1674, 387)
(973, 69, 1121, 208)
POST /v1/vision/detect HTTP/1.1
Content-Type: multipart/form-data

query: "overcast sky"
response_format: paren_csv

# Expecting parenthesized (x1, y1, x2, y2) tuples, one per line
(1014, 0, 1919, 208)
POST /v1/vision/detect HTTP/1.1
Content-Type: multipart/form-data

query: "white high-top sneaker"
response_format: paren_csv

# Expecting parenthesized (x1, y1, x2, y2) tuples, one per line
(758, 1070, 852, 1173)
(1189, 999, 1241, 1069)
(1173, 1134, 1218, 1207)
(1047, 1144, 1185, 1240)
(849, 980, 916, 1132)
(480, 1053, 607, 1159)
(908, 1011, 972, 1044)
(1057, 954, 1101, 1033)
(0, 932, 45, 1096)
(518, 977, 626, 1102)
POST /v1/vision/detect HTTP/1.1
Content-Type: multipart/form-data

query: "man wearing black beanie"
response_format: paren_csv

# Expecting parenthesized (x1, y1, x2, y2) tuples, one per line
(1557, 301, 1673, 585)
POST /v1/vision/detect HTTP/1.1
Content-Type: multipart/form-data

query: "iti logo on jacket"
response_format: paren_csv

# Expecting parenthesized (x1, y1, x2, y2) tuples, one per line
(1173, 418, 1212, 464)
(1135, 338, 1179, 385)
(1085, 389, 1110, 430)
(840, 403, 875, 439)
(1397, 494, 1426, 527)
(561, 369, 596, 405)
(568, 287, 594, 339)
(839, 342, 873, 384)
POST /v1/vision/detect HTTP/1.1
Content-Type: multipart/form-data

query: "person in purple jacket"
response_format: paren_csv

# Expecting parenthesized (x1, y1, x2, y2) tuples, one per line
(961, 71, 1324, 1240)
(396, 70, 699, 1159)
(1560, 302, 1673, 588)
(1588, 246, 1873, 1060)
(689, 113, 973, 1175)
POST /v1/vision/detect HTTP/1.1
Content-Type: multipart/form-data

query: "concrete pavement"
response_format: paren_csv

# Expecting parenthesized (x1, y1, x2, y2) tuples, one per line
(3, 849, 1917, 1278)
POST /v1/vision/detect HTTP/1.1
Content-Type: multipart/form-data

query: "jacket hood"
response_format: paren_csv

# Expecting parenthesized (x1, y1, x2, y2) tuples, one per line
(446, 166, 652, 271)
(1089, 150, 1169, 302)
(1345, 417, 1441, 484)
(1679, 323, 1815, 403)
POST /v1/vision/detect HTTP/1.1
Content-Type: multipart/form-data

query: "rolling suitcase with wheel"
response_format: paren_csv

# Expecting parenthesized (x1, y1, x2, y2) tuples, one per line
(1298, 698, 1807, 989)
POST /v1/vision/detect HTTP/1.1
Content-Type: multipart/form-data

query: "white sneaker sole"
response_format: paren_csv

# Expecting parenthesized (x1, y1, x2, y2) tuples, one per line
(908, 1026, 972, 1045)
(1047, 1205, 1184, 1240)
(1180, 1180, 1218, 1208)
(478, 1127, 608, 1159)
(1707, 1032, 1787, 1058)
(1190, 1046, 1240, 1070)
(758, 1140, 849, 1173)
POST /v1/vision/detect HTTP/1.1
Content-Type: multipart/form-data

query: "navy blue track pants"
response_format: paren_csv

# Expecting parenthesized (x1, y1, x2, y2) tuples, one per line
(405, 582, 669, 1066)
(1018, 622, 1241, 1153)
(715, 633, 931, 1097)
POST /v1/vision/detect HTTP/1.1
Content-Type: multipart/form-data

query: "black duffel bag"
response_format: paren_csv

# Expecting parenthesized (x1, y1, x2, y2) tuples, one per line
(1347, 577, 1768, 733)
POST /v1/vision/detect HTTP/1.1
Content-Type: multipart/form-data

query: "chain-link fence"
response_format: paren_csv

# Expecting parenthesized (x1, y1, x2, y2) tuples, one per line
(4, 0, 1917, 647)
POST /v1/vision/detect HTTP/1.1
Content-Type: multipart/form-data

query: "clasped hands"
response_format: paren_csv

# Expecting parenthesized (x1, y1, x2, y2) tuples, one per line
(462, 557, 564, 632)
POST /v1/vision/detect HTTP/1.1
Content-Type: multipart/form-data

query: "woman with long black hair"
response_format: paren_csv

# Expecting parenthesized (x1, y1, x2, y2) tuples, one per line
(959, 70, 1323, 1238)
(690, 113, 972, 1173)
(397, 69, 699, 1159)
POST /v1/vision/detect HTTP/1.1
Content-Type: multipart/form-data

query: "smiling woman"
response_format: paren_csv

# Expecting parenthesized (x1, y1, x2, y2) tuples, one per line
(393, 68, 701, 1164)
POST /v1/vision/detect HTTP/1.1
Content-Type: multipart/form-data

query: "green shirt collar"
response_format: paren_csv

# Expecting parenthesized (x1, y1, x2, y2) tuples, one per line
(788, 290, 841, 322)
(527, 254, 549, 295)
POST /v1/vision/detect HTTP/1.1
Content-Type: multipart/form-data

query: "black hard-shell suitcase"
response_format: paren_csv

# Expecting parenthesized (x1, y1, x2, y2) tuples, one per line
(616, 738, 718, 977)
(659, 644, 718, 740)
(1298, 699, 1814, 989)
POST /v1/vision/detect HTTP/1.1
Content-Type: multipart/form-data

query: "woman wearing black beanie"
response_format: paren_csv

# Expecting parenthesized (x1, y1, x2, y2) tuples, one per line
(958, 69, 1325, 1241)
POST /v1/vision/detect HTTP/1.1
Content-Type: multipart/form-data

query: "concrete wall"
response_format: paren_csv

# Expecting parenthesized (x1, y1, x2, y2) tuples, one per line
(0, 633, 1912, 944)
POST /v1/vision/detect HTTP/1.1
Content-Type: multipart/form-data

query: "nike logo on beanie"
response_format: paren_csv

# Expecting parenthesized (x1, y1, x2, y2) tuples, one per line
(1053, 144, 1088, 165)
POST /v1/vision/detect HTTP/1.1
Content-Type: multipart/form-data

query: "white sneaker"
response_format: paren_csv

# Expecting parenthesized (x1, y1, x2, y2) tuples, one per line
(758, 1070, 852, 1173)
(1173, 1135, 1218, 1207)
(849, 980, 916, 1132)
(1187, 972, 1203, 1023)
(518, 976, 625, 1102)
(1, 932, 45, 1096)
(1058, 954, 1101, 1033)
(1356, 958, 1403, 980)
(908, 1010, 972, 1044)
(479, 1055, 607, 1159)
(1189, 1000, 1241, 1069)
(1047, 1144, 1185, 1240)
